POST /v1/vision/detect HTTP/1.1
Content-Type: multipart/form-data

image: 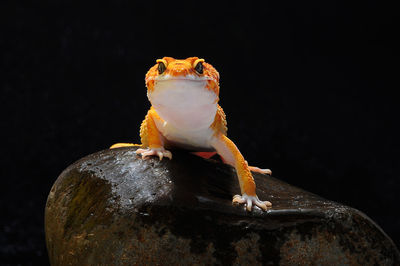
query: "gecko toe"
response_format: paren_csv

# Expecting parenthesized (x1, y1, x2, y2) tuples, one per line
(232, 194, 246, 204)
(135, 148, 146, 154)
(254, 200, 271, 211)
(246, 199, 253, 211)
(164, 150, 172, 160)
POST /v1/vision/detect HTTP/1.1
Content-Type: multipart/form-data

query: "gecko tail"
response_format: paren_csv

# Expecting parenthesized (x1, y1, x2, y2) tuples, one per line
(110, 143, 142, 149)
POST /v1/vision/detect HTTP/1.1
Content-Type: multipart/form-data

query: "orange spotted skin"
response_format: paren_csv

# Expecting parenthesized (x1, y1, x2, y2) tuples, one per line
(211, 105, 227, 136)
(111, 57, 272, 211)
(139, 107, 163, 149)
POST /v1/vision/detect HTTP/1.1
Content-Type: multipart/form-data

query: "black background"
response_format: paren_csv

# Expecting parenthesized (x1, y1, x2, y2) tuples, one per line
(1, 1, 398, 264)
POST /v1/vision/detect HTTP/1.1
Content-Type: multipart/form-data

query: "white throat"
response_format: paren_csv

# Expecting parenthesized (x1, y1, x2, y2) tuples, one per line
(148, 79, 218, 131)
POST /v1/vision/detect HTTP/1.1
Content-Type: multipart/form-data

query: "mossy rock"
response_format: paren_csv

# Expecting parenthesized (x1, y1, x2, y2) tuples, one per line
(45, 147, 400, 265)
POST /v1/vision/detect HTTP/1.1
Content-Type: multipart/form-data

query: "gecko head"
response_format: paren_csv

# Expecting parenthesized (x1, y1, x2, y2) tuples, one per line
(145, 57, 220, 95)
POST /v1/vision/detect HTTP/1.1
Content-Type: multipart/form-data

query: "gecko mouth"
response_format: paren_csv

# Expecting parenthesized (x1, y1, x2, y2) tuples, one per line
(156, 79, 205, 82)
(154, 74, 214, 82)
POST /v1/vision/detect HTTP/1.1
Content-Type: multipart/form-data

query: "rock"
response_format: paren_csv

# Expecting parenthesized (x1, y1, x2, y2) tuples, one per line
(45, 147, 399, 265)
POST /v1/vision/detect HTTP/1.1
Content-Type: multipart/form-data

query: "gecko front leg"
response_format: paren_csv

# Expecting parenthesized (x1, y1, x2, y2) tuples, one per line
(211, 134, 272, 211)
(135, 108, 172, 160)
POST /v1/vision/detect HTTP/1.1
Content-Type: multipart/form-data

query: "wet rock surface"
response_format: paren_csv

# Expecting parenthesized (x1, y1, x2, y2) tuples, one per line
(45, 147, 399, 265)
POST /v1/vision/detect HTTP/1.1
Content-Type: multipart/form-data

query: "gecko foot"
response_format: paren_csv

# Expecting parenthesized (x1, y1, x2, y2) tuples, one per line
(136, 147, 172, 160)
(248, 166, 272, 175)
(245, 161, 272, 175)
(232, 193, 272, 211)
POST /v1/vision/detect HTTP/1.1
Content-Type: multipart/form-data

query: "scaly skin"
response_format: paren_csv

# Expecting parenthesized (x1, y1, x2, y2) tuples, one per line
(111, 57, 272, 211)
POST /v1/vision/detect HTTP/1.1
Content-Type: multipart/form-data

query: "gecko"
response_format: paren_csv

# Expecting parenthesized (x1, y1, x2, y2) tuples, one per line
(111, 57, 272, 211)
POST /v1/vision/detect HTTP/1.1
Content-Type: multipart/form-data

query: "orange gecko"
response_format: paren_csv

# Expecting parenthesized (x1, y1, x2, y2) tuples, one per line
(111, 57, 272, 211)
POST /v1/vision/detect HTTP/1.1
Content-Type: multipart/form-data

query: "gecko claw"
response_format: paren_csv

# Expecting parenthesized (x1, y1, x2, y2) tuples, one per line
(232, 193, 272, 211)
(163, 150, 172, 160)
(136, 148, 172, 160)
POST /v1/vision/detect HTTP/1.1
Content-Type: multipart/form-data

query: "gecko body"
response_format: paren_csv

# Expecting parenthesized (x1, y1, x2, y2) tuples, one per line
(111, 57, 272, 211)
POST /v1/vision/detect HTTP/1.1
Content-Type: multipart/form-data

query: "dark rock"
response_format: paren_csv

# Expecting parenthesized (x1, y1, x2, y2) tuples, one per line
(45, 147, 399, 265)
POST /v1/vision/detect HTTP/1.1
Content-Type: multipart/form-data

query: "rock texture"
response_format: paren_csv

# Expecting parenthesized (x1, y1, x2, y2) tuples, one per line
(45, 147, 399, 265)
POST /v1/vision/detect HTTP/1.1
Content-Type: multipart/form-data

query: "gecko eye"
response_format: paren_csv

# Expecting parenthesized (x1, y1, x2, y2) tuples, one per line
(158, 62, 166, 74)
(194, 61, 203, 74)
